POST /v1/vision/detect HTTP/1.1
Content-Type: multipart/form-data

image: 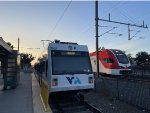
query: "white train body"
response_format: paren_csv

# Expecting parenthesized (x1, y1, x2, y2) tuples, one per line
(35, 40, 94, 92)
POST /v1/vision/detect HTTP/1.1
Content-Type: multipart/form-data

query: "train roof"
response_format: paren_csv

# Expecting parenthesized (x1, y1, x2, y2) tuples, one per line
(90, 49, 123, 53)
(90, 49, 124, 56)
(109, 49, 125, 54)
(48, 40, 88, 52)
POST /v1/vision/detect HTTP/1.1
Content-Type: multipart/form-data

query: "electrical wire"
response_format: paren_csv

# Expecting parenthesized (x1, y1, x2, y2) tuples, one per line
(48, 0, 72, 38)
(99, 27, 117, 37)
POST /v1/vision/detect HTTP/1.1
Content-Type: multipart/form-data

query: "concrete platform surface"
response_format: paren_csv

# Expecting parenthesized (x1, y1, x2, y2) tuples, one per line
(0, 72, 33, 113)
(0, 71, 52, 113)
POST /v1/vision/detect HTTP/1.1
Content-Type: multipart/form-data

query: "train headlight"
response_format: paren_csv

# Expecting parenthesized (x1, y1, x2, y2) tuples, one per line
(52, 78, 58, 86)
(119, 66, 124, 69)
(88, 77, 93, 83)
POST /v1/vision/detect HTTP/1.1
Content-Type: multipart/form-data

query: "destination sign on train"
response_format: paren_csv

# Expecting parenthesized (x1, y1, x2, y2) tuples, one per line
(61, 51, 80, 56)
(52, 50, 89, 56)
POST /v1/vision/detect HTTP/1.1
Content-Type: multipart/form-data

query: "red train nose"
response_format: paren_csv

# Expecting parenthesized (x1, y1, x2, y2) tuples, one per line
(120, 66, 128, 69)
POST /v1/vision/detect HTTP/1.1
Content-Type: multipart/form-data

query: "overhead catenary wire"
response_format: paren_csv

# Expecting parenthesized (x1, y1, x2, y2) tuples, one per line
(75, 19, 118, 42)
(115, 5, 135, 24)
(105, 37, 145, 52)
(99, 25, 145, 46)
(98, 2, 149, 57)
(100, 2, 148, 41)
(104, 1, 135, 24)
(48, 0, 72, 38)
(129, 30, 141, 40)
(128, 5, 150, 25)
(103, 2, 126, 20)
(116, 6, 149, 30)
(100, 28, 146, 50)
(99, 27, 117, 37)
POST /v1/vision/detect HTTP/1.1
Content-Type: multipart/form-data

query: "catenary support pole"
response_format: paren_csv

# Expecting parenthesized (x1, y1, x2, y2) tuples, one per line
(18, 38, 20, 52)
(95, 0, 99, 78)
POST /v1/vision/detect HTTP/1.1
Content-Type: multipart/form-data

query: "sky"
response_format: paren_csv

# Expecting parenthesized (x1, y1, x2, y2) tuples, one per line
(0, 1, 150, 63)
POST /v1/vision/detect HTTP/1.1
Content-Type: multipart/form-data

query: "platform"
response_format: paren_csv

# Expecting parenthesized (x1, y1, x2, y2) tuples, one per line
(0, 71, 52, 113)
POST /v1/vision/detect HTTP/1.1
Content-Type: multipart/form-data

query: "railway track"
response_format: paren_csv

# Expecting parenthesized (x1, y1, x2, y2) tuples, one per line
(49, 92, 102, 113)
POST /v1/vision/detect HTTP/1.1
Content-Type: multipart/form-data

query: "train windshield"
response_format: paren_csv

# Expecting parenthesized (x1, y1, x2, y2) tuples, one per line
(51, 50, 92, 75)
(111, 50, 129, 64)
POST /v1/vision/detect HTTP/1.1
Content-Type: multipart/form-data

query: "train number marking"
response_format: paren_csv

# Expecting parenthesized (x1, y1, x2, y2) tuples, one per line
(66, 77, 81, 84)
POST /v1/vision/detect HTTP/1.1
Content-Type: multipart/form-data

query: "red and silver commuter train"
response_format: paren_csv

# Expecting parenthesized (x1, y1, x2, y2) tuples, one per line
(90, 49, 132, 75)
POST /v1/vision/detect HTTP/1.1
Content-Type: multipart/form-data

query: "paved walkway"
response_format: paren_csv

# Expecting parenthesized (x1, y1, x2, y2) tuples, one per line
(0, 72, 33, 113)
(0, 71, 52, 113)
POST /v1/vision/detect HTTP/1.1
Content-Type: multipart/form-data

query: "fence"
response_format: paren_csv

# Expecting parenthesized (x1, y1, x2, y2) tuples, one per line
(96, 71, 150, 111)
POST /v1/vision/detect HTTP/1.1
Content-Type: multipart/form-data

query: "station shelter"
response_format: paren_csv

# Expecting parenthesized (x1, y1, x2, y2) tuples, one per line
(0, 37, 20, 90)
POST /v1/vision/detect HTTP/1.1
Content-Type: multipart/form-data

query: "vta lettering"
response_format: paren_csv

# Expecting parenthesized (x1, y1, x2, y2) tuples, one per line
(66, 77, 81, 84)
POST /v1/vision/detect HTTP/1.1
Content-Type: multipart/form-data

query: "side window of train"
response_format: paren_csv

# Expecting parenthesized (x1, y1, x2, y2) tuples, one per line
(104, 58, 107, 63)
(109, 58, 114, 63)
(104, 58, 114, 63)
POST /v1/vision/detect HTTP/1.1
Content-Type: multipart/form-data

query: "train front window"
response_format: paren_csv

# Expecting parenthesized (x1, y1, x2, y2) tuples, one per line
(116, 54, 129, 64)
(51, 50, 92, 75)
(111, 49, 129, 64)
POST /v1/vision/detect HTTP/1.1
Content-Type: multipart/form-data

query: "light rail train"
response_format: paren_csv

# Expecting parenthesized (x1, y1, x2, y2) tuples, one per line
(34, 40, 94, 94)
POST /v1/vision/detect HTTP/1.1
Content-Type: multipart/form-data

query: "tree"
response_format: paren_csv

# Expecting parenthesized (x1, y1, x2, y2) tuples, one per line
(148, 55, 150, 62)
(37, 54, 48, 63)
(98, 46, 105, 51)
(127, 53, 132, 59)
(127, 53, 133, 64)
(20, 53, 35, 69)
(135, 51, 149, 65)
